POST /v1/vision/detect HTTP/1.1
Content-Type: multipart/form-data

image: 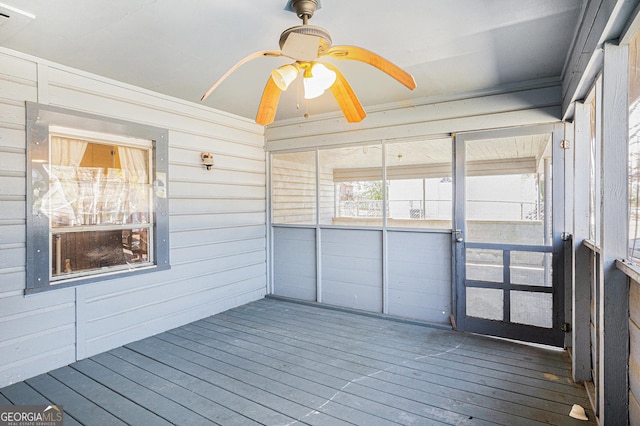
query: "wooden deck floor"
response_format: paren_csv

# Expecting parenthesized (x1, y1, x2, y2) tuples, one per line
(1, 298, 595, 425)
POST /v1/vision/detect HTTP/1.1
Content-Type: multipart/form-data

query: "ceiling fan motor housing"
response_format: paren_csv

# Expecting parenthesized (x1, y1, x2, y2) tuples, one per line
(279, 25, 332, 53)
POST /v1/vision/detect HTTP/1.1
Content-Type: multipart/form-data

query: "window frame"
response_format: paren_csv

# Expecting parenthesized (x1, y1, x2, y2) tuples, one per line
(629, 29, 640, 262)
(269, 137, 455, 230)
(585, 80, 601, 245)
(26, 102, 170, 293)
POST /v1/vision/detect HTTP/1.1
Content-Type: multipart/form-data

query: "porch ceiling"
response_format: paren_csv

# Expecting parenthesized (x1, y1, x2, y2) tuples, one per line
(0, 1, 585, 122)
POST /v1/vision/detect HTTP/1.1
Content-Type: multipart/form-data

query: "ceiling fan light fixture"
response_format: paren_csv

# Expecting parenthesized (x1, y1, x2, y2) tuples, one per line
(271, 63, 300, 90)
(303, 62, 336, 99)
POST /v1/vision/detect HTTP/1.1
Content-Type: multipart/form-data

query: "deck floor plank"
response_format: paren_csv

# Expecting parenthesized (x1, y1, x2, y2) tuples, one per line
(0, 298, 596, 425)
(132, 336, 397, 425)
(220, 307, 586, 422)
(252, 299, 572, 367)
(104, 347, 267, 426)
(159, 329, 467, 425)
(26, 373, 117, 426)
(1, 380, 84, 426)
(1, 381, 53, 406)
(90, 351, 259, 426)
(70, 359, 216, 426)
(125, 339, 310, 425)
(0, 392, 12, 405)
(210, 308, 580, 408)
(234, 302, 574, 378)
(226, 302, 583, 396)
(164, 324, 483, 425)
(183, 319, 539, 425)
(236, 302, 586, 402)
(157, 329, 384, 425)
(47, 366, 172, 425)
(201, 307, 577, 424)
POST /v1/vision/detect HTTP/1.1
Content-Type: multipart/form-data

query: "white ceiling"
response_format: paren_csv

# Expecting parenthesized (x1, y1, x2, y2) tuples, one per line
(0, 1, 586, 123)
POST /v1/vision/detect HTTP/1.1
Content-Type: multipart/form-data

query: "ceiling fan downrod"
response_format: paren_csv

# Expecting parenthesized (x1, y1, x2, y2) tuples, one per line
(291, 0, 318, 24)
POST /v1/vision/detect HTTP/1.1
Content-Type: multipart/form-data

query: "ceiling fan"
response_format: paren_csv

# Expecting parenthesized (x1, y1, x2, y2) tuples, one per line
(201, 0, 416, 125)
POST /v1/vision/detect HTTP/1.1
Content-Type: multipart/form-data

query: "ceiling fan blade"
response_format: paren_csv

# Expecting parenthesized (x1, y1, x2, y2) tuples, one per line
(201, 50, 282, 101)
(256, 76, 283, 126)
(324, 45, 416, 90)
(323, 63, 366, 123)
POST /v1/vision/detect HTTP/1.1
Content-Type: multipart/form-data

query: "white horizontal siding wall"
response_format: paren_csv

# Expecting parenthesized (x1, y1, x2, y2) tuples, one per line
(0, 47, 267, 386)
(0, 51, 77, 386)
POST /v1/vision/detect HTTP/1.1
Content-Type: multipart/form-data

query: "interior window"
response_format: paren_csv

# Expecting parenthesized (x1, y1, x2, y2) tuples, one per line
(44, 133, 154, 280)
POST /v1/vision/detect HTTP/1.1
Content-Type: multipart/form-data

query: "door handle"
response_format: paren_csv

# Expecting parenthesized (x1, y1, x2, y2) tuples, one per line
(456, 237, 464, 243)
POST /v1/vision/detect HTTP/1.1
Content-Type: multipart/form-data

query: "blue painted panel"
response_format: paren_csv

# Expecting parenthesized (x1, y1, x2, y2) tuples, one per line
(321, 228, 382, 312)
(273, 227, 316, 301)
(387, 231, 452, 324)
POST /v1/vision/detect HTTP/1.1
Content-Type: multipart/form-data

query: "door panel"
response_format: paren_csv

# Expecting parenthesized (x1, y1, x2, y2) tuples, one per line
(454, 126, 564, 346)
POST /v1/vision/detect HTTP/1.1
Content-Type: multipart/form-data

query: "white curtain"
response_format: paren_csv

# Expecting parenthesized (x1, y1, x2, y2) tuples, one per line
(118, 146, 150, 223)
(51, 137, 88, 167)
(40, 137, 88, 224)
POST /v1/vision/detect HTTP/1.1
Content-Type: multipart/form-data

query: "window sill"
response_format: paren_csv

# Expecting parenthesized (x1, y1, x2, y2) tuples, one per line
(616, 259, 640, 283)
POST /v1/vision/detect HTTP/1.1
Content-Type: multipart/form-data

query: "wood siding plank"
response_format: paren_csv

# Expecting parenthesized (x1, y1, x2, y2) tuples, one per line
(573, 101, 593, 382)
(598, 41, 630, 424)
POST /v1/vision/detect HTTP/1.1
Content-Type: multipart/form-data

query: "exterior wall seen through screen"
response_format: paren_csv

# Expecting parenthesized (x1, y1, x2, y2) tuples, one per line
(320, 144, 383, 226)
(464, 135, 552, 246)
(385, 139, 452, 229)
(271, 139, 453, 228)
(272, 151, 316, 224)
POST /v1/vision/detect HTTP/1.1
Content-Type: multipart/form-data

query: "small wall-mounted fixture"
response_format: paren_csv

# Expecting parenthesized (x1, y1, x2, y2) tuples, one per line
(201, 152, 214, 170)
